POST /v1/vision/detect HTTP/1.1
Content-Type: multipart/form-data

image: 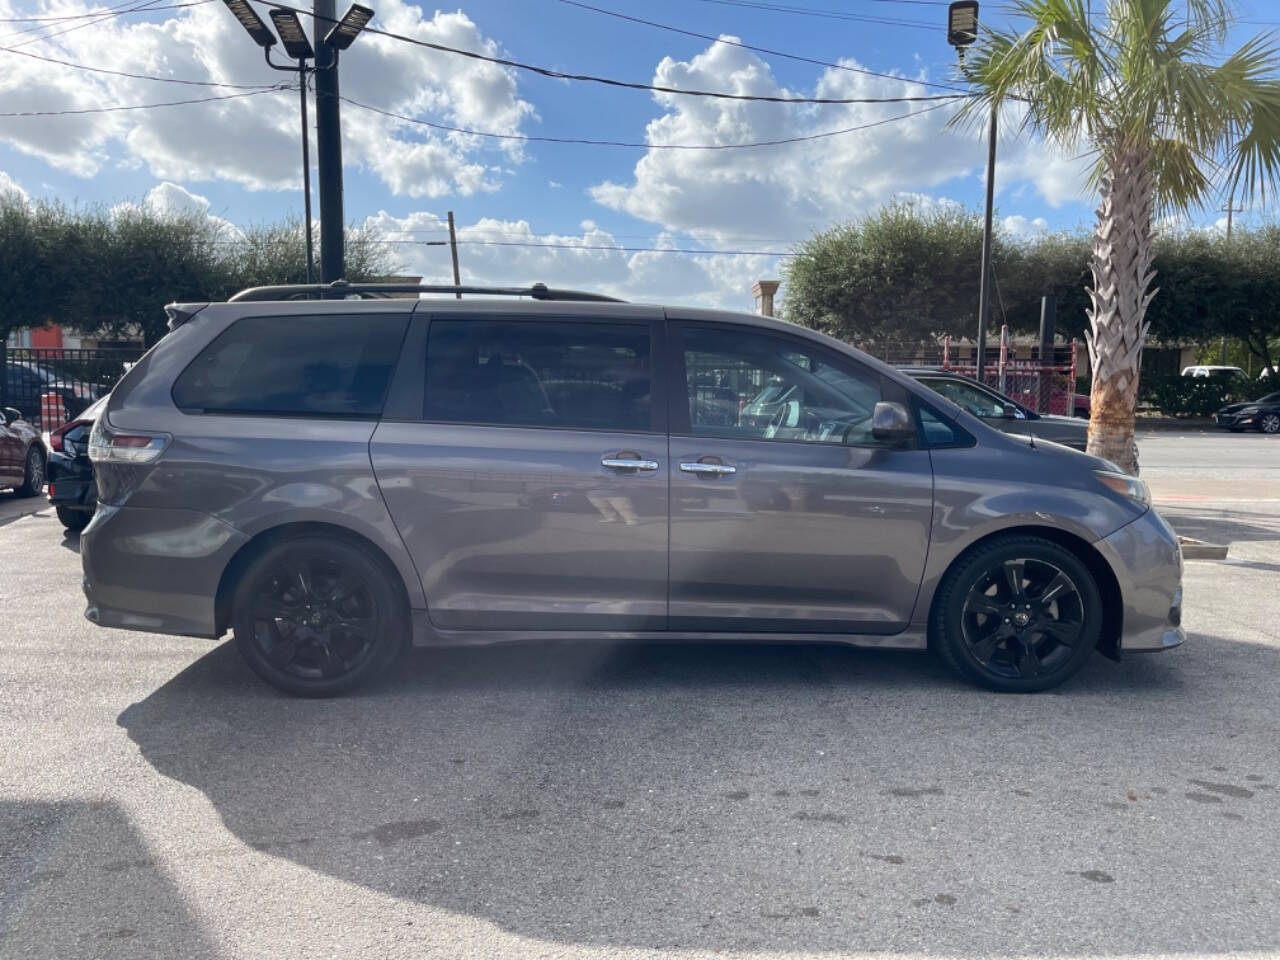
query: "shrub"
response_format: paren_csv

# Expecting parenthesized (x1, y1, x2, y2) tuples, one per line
(1137, 374, 1266, 417)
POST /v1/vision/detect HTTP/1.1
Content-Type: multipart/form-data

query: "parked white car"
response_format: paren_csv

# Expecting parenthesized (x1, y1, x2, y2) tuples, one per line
(1182, 365, 1247, 379)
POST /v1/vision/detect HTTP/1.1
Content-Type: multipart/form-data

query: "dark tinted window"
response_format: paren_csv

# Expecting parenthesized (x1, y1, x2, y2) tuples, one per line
(919, 405, 960, 446)
(680, 325, 884, 445)
(172, 313, 408, 418)
(424, 319, 652, 431)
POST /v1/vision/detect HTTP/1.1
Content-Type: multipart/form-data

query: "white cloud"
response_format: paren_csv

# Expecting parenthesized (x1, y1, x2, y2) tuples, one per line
(0, 169, 27, 200)
(1002, 214, 1049, 240)
(0, 1, 532, 196)
(589, 39, 1088, 245)
(363, 209, 775, 311)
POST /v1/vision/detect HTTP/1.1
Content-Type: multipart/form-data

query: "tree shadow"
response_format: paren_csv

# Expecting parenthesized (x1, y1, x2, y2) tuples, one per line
(0, 800, 218, 958)
(1159, 506, 1280, 543)
(118, 635, 1279, 956)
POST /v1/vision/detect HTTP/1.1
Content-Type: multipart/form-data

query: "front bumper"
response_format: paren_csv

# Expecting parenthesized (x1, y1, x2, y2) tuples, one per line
(1215, 413, 1254, 429)
(1097, 507, 1185, 653)
(81, 503, 247, 638)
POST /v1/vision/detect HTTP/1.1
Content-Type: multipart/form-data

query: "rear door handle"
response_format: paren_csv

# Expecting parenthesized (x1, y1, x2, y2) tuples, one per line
(680, 462, 736, 476)
(602, 456, 659, 471)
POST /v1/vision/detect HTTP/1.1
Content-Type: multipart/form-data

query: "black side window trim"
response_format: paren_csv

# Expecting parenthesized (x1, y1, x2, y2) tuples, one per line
(405, 313, 668, 435)
(913, 397, 976, 449)
(171, 311, 412, 420)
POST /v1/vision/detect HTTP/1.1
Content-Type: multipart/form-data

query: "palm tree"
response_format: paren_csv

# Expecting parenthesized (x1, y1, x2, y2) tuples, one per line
(956, 0, 1280, 473)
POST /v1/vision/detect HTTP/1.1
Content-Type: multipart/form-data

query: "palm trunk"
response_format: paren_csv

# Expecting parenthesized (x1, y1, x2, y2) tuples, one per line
(1085, 146, 1156, 475)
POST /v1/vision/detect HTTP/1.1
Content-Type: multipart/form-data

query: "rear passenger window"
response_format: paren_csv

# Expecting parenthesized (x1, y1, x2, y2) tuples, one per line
(424, 319, 652, 431)
(172, 314, 409, 418)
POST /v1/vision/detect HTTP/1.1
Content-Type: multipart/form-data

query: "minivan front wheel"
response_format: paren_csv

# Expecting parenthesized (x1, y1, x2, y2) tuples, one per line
(231, 536, 407, 696)
(934, 536, 1101, 692)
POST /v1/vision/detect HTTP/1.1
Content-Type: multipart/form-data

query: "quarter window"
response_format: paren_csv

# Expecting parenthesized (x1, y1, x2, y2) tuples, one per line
(172, 313, 409, 418)
(423, 319, 652, 432)
(680, 325, 885, 445)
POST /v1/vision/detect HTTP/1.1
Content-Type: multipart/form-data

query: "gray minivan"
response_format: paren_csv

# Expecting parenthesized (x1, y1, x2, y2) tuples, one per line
(83, 282, 1183, 696)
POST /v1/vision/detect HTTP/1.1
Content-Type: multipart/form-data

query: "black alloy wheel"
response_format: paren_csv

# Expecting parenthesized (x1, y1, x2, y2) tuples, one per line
(1259, 412, 1280, 434)
(232, 537, 407, 696)
(16, 447, 45, 497)
(934, 536, 1101, 692)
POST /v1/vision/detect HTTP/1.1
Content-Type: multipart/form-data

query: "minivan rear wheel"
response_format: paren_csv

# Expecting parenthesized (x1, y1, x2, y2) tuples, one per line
(933, 535, 1101, 692)
(231, 536, 408, 697)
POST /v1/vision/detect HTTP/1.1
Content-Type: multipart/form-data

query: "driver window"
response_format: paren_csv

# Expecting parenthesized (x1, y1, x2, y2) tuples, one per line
(680, 325, 884, 445)
(925, 379, 1005, 418)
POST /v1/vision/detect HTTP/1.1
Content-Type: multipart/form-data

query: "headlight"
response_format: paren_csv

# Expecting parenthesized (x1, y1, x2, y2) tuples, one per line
(1095, 470, 1151, 507)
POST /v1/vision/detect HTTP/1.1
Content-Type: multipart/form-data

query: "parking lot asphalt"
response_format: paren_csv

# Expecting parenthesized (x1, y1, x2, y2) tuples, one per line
(1, 432, 1278, 960)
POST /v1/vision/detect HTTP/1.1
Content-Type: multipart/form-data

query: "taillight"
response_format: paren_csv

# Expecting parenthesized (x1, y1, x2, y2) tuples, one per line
(49, 426, 66, 453)
(88, 418, 170, 464)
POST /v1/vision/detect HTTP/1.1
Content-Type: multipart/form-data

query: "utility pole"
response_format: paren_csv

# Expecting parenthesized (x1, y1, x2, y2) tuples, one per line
(1220, 193, 1243, 365)
(447, 211, 462, 298)
(314, 0, 344, 284)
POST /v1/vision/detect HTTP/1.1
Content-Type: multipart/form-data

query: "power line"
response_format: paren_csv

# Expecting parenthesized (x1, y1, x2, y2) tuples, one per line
(0, 0, 189, 50)
(0, 45, 285, 88)
(553, 0, 967, 93)
(391, 238, 798, 257)
(692, 0, 936, 29)
(0, 0, 210, 23)
(254, 0, 971, 106)
(0, 85, 291, 118)
(339, 94, 953, 149)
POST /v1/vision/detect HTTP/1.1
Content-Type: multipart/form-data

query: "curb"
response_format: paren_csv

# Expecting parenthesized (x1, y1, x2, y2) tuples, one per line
(1178, 537, 1229, 560)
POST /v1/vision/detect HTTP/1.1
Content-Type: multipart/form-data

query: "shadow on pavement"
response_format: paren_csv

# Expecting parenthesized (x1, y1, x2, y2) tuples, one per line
(0, 800, 218, 959)
(1159, 506, 1280, 544)
(115, 632, 1280, 956)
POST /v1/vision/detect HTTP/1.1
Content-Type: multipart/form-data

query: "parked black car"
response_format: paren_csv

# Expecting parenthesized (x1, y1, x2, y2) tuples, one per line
(1214, 392, 1280, 433)
(901, 368, 1090, 451)
(47, 395, 106, 531)
(5, 361, 102, 424)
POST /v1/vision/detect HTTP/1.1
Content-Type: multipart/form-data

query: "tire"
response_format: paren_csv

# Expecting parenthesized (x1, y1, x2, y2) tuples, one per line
(56, 505, 90, 531)
(1258, 413, 1280, 434)
(15, 447, 45, 498)
(933, 535, 1102, 693)
(231, 535, 408, 697)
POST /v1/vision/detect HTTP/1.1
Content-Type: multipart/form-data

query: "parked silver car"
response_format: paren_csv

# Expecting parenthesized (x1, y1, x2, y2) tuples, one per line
(82, 282, 1183, 696)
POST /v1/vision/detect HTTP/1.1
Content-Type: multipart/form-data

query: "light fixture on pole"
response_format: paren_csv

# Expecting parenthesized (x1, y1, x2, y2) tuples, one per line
(220, 1, 375, 285)
(947, 0, 995, 383)
(221, 0, 276, 48)
(269, 8, 315, 59)
(324, 3, 373, 49)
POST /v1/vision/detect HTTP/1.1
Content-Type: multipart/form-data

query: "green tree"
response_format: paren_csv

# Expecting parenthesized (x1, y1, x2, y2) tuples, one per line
(784, 202, 992, 344)
(958, 0, 1280, 473)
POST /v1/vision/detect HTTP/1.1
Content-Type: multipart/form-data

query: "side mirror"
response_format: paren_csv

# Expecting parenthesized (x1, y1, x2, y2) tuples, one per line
(871, 400, 914, 443)
(1000, 403, 1019, 419)
(2, 407, 21, 426)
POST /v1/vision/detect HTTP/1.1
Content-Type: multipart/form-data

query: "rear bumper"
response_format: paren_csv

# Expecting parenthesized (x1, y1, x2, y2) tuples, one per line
(47, 460, 95, 509)
(1097, 507, 1185, 653)
(81, 503, 247, 638)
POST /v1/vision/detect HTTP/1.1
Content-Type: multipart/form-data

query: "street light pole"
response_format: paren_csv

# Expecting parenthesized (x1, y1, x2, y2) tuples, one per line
(975, 105, 997, 382)
(298, 61, 315, 283)
(946, 1, 996, 381)
(314, 0, 345, 285)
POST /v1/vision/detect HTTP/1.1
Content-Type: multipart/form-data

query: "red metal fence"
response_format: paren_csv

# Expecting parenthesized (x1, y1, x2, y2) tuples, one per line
(867, 327, 1081, 417)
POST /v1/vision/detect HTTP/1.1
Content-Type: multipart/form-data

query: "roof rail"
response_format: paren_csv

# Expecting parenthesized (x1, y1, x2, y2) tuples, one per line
(227, 280, 625, 304)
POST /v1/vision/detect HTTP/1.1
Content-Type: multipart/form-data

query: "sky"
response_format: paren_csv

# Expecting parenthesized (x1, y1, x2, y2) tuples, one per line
(1, 0, 1278, 311)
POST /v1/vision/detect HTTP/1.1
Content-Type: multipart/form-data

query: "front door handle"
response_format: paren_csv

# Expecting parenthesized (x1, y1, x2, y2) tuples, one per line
(602, 456, 659, 472)
(680, 462, 736, 476)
